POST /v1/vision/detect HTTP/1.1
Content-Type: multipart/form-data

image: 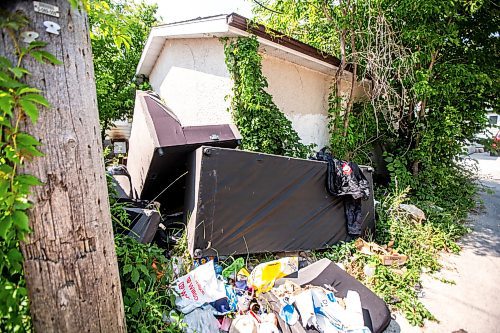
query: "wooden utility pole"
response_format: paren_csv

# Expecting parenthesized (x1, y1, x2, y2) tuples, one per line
(0, 1, 126, 331)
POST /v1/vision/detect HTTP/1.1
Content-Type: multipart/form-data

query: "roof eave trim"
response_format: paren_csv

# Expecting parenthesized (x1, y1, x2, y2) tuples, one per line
(136, 15, 230, 76)
(226, 13, 347, 71)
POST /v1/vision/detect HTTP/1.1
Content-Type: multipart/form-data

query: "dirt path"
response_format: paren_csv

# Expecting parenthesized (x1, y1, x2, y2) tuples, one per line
(385, 153, 500, 333)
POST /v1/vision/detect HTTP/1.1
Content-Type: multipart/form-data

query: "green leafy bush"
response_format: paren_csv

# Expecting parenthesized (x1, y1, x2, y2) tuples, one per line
(107, 176, 182, 332)
(88, 0, 158, 133)
(315, 186, 471, 326)
(115, 235, 181, 332)
(223, 36, 313, 158)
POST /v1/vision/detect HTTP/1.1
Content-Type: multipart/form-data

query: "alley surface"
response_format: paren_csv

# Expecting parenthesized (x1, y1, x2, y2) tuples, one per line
(386, 152, 500, 333)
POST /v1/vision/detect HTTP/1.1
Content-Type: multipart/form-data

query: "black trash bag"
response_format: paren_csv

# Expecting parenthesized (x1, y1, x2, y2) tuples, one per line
(313, 148, 370, 236)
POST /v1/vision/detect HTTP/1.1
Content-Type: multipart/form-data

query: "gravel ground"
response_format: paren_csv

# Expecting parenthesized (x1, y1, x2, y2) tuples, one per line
(384, 153, 500, 333)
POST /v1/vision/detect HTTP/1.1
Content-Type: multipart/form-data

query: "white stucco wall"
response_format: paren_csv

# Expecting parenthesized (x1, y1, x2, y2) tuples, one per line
(260, 53, 333, 149)
(149, 38, 233, 126)
(149, 37, 368, 149)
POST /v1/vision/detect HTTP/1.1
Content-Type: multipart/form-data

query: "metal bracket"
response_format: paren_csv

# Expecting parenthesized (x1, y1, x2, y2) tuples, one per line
(21, 31, 39, 43)
(44, 21, 61, 35)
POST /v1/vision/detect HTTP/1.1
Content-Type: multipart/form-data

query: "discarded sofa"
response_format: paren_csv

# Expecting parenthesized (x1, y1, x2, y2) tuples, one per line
(185, 147, 375, 256)
(273, 259, 391, 333)
(126, 91, 241, 212)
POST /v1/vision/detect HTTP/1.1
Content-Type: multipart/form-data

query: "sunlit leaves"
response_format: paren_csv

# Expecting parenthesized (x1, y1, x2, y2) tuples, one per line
(88, 0, 157, 131)
(114, 234, 180, 332)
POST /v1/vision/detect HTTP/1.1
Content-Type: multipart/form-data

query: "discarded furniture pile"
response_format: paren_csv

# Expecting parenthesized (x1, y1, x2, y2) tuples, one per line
(108, 91, 392, 332)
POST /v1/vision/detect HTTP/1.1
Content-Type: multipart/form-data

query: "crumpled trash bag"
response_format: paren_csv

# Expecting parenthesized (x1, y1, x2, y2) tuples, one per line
(212, 284, 238, 315)
(174, 260, 227, 313)
(226, 284, 239, 311)
(260, 322, 280, 333)
(183, 304, 220, 333)
(279, 299, 299, 326)
(292, 287, 371, 333)
(248, 257, 299, 293)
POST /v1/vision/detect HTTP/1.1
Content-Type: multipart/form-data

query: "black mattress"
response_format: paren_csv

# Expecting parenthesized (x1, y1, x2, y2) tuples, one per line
(185, 147, 375, 256)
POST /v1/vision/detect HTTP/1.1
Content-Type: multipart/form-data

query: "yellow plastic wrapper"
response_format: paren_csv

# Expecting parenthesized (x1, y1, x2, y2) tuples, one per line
(248, 257, 299, 293)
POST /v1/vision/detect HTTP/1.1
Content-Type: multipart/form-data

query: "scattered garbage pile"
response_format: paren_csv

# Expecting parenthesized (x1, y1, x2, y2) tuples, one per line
(170, 256, 391, 333)
(107, 91, 393, 332)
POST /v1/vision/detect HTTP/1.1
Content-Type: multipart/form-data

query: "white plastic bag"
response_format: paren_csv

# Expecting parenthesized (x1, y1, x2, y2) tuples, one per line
(310, 288, 347, 332)
(293, 288, 372, 333)
(183, 304, 220, 333)
(344, 290, 364, 328)
(294, 289, 316, 328)
(174, 260, 227, 313)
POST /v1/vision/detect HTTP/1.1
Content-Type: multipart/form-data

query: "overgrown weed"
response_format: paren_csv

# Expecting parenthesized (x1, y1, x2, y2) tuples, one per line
(108, 176, 182, 332)
(314, 183, 475, 326)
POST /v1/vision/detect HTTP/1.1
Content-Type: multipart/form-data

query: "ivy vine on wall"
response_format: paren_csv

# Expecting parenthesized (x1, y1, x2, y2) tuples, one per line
(0, 10, 61, 331)
(222, 36, 312, 158)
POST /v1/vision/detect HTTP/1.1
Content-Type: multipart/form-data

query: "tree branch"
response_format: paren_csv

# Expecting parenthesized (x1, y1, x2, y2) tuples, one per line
(252, 0, 283, 14)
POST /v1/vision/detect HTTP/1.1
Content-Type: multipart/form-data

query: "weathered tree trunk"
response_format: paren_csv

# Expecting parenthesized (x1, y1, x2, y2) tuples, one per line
(0, 1, 126, 332)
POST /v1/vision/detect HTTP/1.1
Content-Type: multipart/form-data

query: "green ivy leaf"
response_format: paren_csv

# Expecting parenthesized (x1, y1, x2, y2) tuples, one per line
(131, 268, 140, 284)
(0, 72, 24, 89)
(0, 93, 14, 116)
(131, 301, 141, 316)
(138, 264, 149, 276)
(15, 174, 42, 186)
(19, 100, 38, 123)
(17, 87, 40, 95)
(12, 210, 29, 232)
(0, 56, 12, 68)
(123, 264, 132, 274)
(15, 133, 41, 147)
(0, 216, 13, 239)
(19, 145, 44, 158)
(126, 288, 139, 301)
(0, 163, 14, 174)
(22, 93, 49, 107)
(7, 248, 23, 265)
(30, 50, 63, 65)
(27, 41, 48, 50)
(13, 201, 32, 211)
(0, 115, 10, 126)
(8, 67, 30, 79)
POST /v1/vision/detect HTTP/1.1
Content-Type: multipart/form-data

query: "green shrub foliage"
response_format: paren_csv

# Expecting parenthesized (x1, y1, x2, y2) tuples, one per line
(223, 36, 312, 158)
(107, 175, 182, 332)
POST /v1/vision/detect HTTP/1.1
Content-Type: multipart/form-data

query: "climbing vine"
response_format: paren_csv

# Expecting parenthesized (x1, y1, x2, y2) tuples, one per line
(223, 36, 312, 158)
(0, 10, 61, 331)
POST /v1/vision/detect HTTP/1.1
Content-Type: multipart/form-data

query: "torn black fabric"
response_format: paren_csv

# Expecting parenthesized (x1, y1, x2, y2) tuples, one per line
(344, 196, 363, 235)
(313, 148, 370, 236)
